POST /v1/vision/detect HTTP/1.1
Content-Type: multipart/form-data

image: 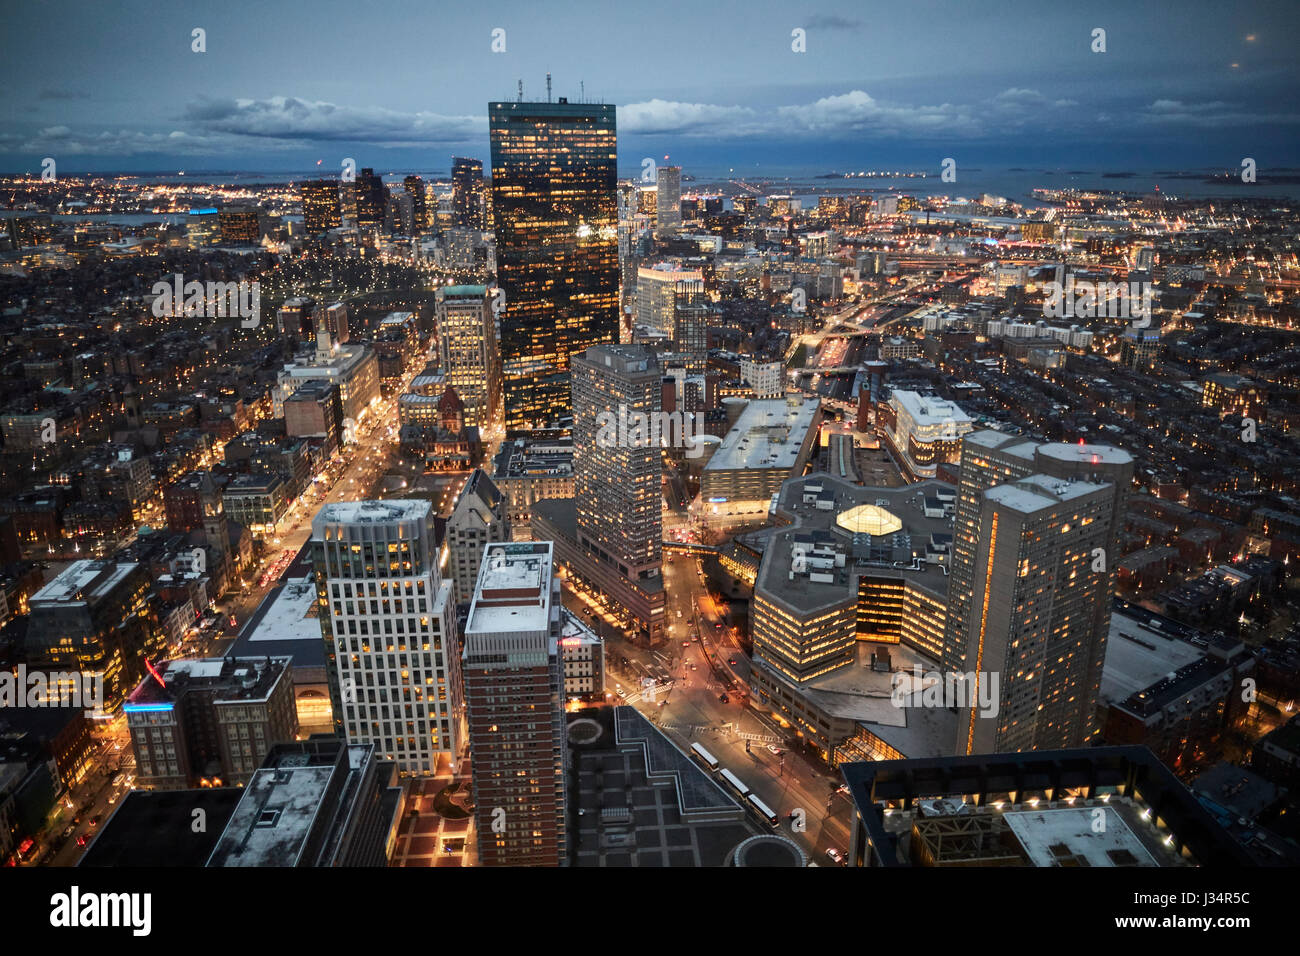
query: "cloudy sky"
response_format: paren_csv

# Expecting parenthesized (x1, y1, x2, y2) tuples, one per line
(2, 0, 1297, 175)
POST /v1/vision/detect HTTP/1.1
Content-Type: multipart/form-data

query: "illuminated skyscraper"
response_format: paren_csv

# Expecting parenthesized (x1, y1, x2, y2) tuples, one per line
(435, 284, 501, 428)
(451, 157, 485, 230)
(354, 167, 387, 229)
(656, 165, 682, 227)
(300, 178, 342, 234)
(311, 500, 463, 777)
(489, 99, 619, 434)
(402, 175, 428, 231)
(463, 541, 568, 866)
(569, 344, 665, 644)
(944, 432, 1134, 755)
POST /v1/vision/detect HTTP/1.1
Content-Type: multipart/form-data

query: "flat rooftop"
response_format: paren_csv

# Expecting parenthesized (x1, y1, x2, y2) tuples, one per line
(705, 395, 820, 473)
(30, 560, 135, 606)
(465, 542, 554, 636)
(1100, 610, 1206, 705)
(230, 575, 326, 668)
(313, 499, 429, 526)
(753, 473, 955, 615)
(1005, 806, 1157, 867)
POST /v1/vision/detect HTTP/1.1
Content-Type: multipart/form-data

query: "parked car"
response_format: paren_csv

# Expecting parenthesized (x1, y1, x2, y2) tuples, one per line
(825, 848, 844, 865)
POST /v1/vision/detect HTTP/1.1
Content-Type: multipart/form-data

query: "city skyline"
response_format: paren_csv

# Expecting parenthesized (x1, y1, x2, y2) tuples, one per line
(3, 0, 1299, 903)
(3, 0, 1298, 174)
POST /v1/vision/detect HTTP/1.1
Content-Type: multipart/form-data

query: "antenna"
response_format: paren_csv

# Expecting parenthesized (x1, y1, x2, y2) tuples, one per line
(517, 79, 523, 102)
(580, 80, 585, 102)
(546, 73, 552, 103)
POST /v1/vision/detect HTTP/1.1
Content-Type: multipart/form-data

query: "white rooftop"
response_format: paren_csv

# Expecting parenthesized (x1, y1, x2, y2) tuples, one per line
(314, 499, 429, 527)
(245, 576, 320, 644)
(891, 390, 973, 426)
(984, 475, 1103, 514)
(706, 396, 820, 473)
(1005, 806, 1157, 867)
(1100, 612, 1204, 704)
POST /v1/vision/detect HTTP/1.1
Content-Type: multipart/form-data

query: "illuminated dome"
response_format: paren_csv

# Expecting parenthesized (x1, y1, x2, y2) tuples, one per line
(836, 504, 903, 536)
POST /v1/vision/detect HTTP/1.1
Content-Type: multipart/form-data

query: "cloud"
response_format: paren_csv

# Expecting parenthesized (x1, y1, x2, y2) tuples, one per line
(1138, 98, 1300, 127)
(803, 15, 863, 30)
(184, 96, 485, 147)
(38, 88, 90, 101)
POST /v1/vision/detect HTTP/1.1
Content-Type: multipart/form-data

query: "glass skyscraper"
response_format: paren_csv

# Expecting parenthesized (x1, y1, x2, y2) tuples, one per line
(489, 99, 619, 434)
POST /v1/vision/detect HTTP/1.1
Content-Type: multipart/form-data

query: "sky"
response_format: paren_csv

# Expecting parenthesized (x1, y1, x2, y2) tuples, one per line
(1, 0, 1297, 176)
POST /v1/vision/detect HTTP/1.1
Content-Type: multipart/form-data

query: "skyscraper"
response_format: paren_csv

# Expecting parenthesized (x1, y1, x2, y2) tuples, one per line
(451, 157, 485, 230)
(569, 343, 665, 644)
(954, 475, 1114, 755)
(300, 179, 342, 234)
(434, 285, 502, 428)
(311, 500, 463, 777)
(402, 175, 428, 231)
(943, 431, 1134, 754)
(656, 165, 682, 227)
(672, 278, 709, 373)
(462, 541, 568, 866)
(489, 99, 619, 433)
(354, 167, 387, 229)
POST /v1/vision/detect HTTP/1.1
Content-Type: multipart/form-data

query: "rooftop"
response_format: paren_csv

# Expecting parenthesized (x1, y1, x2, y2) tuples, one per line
(705, 395, 820, 474)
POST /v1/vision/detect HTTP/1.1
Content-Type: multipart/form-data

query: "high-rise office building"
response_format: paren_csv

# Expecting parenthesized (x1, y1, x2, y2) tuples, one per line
(656, 165, 682, 227)
(218, 205, 263, 245)
(300, 179, 342, 234)
(672, 279, 709, 374)
(566, 344, 665, 644)
(489, 99, 619, 433)
(402, 175, 428, 231)
(355, 167, 388, 229)
(943, 431, 1134, 755)
(636, 263, 703, 335)
(953, 476, 1114, 756)
(573, 345, 662, 581)
(451, 157, 485, 230)
(311, 500, 463, 777)
(435, 285, 501, 428)
(462, 541, 568, 866)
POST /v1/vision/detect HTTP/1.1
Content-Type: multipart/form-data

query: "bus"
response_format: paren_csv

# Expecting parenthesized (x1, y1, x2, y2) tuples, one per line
(719, 768, 750, 799)
(746, 793, 780, 828)
(689, 742, 720, 773)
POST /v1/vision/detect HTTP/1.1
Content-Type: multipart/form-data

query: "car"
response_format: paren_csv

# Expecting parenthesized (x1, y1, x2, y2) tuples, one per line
(766, 744, 783, 756)
(76, 834, 88, 848)
(825, 848, 845, 865)
(728, 658, 737, 665)
(89, 816, 99, 827)
(718, 694, 729, 703)
(61, 825, 74, 838)
(682, 641, 690, 648)
(836, 784, 849, 796)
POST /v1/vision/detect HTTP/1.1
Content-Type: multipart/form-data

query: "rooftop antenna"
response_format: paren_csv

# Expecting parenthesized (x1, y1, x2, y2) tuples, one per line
(580, 80, 585, 102)
(546, 72, 552, 103)
(517, 79, 523, 102)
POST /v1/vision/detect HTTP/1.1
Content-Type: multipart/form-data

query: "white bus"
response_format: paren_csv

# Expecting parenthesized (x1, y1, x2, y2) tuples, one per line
(746, 792, 780, 828)
(690, 742, 720, 772)
(719, 768, 750, 798)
